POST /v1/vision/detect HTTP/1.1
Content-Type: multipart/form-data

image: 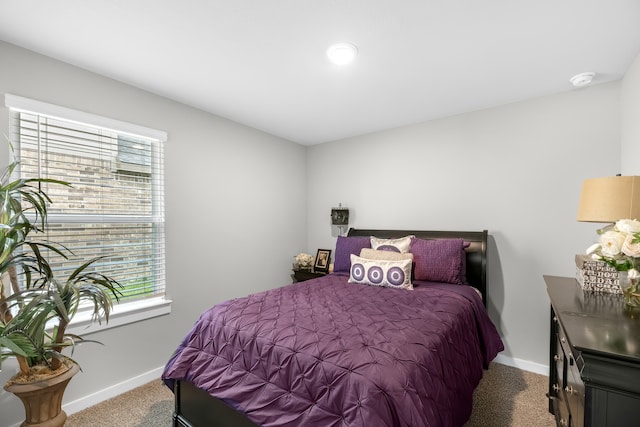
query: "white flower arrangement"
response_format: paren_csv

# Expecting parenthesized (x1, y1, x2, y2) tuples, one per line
(295, 253, 314, 269)
(587, 219, 640, 273)
(586, 219, 640, 307)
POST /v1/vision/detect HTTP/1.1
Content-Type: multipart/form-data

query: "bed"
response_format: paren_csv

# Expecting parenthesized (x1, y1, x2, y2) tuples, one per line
(162, 228, 503, 427)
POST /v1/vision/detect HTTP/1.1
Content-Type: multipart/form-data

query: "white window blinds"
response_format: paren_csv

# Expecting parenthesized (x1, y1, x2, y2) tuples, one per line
(5, 95, 166, 303)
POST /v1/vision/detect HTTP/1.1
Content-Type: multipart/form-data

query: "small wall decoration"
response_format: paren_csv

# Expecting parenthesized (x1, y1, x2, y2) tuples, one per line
(314, 249, 332, 273)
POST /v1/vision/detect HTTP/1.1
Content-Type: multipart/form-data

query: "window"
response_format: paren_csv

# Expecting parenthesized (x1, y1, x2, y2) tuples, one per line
(5, 95, 167, 310)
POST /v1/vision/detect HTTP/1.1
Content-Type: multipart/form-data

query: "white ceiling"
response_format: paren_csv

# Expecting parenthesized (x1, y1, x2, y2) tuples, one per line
(1, 1, 639, 145)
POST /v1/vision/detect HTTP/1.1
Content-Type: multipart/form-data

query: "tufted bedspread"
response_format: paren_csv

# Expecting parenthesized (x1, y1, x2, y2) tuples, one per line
(162, 273, 504, 427)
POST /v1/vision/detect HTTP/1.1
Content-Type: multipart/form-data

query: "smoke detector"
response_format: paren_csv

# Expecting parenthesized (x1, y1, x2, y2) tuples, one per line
(570, 72, 596, 87)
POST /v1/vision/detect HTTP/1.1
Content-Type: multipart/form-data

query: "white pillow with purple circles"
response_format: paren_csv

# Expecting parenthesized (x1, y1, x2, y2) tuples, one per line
(348, 254, 413, 290)
(370, 235, 414, 253)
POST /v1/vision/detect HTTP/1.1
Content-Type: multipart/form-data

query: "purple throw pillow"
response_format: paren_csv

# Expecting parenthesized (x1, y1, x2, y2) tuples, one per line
(410, 238, 469, 284)
(334, 236, 371, 273)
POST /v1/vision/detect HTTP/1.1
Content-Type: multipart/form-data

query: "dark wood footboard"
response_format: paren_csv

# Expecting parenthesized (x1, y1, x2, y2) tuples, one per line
(173, 380, 258, 427)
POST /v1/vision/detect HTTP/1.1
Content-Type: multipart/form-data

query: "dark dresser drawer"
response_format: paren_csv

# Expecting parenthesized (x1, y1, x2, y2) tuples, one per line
(546, 275, 640, 427)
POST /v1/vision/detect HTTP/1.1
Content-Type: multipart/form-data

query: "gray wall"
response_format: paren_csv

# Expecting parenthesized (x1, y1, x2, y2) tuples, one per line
(621, 53, 640, 174)
(306, 81, 622, 370)
(0, 41, 307, 426)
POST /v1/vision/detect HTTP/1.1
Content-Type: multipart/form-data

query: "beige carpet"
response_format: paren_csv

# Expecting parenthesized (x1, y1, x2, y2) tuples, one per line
(467, 363, 555, 426)
(65, 363, 555, 426)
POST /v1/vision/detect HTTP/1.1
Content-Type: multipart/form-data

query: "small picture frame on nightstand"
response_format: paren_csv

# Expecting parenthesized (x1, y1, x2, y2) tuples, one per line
(314, 249, 331, 273)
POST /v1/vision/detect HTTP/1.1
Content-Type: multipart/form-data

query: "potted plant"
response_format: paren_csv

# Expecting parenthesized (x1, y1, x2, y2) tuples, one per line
(0, 157, 122, 427)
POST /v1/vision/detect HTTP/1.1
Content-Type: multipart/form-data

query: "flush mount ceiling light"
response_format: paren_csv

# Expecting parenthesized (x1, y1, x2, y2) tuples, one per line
(570, 72, 596, 87)
(327, 43, 358, 65)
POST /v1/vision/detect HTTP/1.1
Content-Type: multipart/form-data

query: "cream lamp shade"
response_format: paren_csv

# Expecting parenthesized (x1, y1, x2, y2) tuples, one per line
(577, 176, 640, 222)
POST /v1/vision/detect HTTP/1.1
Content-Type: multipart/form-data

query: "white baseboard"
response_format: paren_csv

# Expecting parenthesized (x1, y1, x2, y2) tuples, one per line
(63, 366, 165, 416)
(494, 354, 549, 376)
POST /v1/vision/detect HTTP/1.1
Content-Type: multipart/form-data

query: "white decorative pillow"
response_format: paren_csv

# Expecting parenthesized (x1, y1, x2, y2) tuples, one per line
(348, 254, 413, 290)
(360, 248, 414, 262)
(370, 235, 414, 253)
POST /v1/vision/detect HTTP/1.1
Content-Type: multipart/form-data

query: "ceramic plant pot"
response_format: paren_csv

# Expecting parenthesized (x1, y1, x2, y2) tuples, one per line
(4, 363, 80, 427)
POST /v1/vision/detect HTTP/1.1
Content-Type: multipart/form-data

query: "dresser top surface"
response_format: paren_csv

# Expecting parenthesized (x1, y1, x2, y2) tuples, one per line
(545, 275, 640, 362)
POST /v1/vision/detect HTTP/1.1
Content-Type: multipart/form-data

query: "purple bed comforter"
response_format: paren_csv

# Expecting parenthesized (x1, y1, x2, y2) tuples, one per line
(162, 274, 503, 427)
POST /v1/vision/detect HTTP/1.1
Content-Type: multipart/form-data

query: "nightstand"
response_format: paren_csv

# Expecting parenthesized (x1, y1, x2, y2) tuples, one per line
(292, 269, 326, 283)
(545, 275, 640, 427)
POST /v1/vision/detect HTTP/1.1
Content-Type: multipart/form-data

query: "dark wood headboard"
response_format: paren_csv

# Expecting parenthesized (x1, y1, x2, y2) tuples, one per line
(347, 228, 488, 305)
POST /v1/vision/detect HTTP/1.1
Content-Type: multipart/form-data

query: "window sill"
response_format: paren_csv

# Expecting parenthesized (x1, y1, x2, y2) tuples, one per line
(65, 297, 172, 337)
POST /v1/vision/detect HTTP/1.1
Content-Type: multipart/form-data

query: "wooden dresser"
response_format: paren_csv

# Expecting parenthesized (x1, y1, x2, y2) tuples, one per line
(545, 275, 640, 427)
